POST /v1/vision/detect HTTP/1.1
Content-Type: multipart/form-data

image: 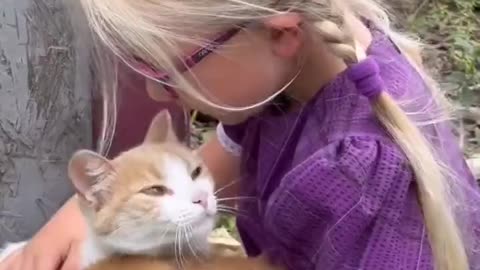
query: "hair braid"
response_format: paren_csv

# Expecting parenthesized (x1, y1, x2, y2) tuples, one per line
(313, 19, 469, 270)
(314, 20, 356, 63)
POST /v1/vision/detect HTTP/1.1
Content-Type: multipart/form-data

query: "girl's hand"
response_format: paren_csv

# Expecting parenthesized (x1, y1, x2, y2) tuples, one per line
(0, 196, 86, 270)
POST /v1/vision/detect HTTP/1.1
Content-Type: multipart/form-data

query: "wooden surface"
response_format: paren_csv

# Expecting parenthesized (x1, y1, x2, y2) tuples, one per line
(0, 0, 91, 242)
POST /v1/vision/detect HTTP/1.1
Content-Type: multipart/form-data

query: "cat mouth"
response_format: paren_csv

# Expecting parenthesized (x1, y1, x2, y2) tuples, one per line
(205, 207, 217, 217)
(197, 210, 217, 224)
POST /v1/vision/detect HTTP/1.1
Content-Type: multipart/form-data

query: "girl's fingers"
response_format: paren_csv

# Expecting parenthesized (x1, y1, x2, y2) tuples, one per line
(60, 242, 81, 270)
(0, 248, 22, 270)
(28, 252, 62, 270)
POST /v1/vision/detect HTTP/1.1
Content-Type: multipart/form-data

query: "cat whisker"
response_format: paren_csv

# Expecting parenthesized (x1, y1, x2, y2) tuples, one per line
(158, 223, 172, 244)
(186, 224, 204, 257)
(178, 225, 187, 269)
(182, 225, 194, 254)
(181, 224, 195, 256)
(188, 224, 208, 259)
(174, 227, 183, 269)
(174, 227, 178, 267)
(216, 196, 257, 203)
(217, 205, 246, 213)
(217, 207, 248, 218)
(214, 179, 240, 195)
(218, 209, 238, 216)
(183, 224, 202, 263)
(217, 204, 238, 209)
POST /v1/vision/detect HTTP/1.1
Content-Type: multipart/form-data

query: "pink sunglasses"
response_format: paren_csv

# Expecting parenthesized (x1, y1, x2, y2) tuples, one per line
(130, 24, 247, 98)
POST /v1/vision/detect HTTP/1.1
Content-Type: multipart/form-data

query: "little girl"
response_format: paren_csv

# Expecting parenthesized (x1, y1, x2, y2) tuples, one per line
(2, 0, 480, 269)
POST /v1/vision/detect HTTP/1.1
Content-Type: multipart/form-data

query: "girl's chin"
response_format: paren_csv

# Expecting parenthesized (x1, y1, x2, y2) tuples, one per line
(214, 111, 258, 125)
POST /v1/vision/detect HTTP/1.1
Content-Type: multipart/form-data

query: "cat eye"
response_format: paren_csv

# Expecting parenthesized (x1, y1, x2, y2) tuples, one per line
(190, 166, 202, 180)
(141, 185, 171, 196)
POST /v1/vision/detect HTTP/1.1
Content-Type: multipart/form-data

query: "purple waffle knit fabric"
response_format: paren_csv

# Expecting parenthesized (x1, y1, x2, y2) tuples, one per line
(221, 24, 480, 269)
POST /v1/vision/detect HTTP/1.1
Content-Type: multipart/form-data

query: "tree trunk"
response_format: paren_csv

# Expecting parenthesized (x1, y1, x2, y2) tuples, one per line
(0, 0, 91, 243)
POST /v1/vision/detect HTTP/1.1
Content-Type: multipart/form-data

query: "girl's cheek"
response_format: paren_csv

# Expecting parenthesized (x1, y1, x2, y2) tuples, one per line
(181, 93, 255, 124)
(145, 79, 177, 102)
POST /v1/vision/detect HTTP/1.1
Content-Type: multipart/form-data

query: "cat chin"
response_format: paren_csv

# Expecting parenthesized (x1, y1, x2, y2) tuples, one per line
(82, 217, 216, 266)
(83, 233, 212, 266)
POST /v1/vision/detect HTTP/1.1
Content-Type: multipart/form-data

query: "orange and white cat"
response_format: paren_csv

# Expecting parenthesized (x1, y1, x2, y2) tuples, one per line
(1, 111, 282, 270)
(70, 111, 219, 268)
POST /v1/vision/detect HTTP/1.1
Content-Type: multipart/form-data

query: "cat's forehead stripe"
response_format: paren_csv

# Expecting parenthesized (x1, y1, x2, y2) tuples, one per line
(151, 158, 166, 179)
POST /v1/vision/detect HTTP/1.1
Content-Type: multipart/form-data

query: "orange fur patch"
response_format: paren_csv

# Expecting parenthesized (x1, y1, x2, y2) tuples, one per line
(90, 143, 203, 235)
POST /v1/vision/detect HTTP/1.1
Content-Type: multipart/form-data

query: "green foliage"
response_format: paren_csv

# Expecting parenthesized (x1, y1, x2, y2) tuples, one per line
(216, 215, 239, 238)
(410, 0, 480, 106)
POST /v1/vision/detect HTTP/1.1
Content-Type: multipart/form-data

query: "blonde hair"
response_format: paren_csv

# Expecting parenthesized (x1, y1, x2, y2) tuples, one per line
(78, 0, 475, 269)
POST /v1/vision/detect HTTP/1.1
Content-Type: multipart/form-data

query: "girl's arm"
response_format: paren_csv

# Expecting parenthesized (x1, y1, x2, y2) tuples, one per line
(198, 134, 241, 200)
(0, 195, 86, 270)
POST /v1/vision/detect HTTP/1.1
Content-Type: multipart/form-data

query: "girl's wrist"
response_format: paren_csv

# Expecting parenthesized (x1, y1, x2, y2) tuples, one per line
(44, 195, 85, 235)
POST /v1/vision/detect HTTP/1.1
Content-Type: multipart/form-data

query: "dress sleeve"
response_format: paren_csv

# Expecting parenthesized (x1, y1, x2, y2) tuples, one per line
(216, 122, 247, 157)
(264, 136, 422, 269)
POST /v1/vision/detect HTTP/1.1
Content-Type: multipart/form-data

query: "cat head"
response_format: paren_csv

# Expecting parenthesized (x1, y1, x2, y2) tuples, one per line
(68, 111, 216, 255)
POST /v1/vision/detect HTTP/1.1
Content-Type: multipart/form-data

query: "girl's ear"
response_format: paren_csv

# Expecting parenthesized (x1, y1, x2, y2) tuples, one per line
(144, 110, 179, 144)
(68, 150, 114, 210)
(262, 13, 304, 58)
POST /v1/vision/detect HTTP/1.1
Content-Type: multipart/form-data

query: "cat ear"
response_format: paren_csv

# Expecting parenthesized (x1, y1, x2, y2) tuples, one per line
(68, 150, 114, 209)
(144, 110, 179, 144)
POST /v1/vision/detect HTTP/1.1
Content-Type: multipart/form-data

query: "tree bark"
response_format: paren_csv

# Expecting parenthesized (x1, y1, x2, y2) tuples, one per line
(0, 0, 91, 243)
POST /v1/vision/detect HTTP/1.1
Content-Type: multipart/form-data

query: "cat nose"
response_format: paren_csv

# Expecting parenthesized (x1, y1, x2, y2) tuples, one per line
(193, 191, 209, 209)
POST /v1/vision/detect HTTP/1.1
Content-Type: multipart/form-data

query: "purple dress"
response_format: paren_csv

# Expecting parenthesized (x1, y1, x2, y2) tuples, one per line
(217, 24, 480, 269)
